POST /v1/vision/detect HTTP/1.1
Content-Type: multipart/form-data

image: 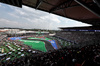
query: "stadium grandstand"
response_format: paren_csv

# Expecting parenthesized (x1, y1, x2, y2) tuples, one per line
(0, 0, 100, 66)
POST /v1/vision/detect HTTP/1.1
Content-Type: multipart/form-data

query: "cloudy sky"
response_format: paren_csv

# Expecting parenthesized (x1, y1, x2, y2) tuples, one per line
(0, 3, 92, 30)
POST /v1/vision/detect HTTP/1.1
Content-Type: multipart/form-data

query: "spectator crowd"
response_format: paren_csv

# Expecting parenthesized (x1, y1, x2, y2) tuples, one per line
(0, 32, 100, 66)
(1, 44, 100, 66)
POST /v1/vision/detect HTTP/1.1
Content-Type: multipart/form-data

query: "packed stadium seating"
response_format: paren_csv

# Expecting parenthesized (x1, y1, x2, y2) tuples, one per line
(0, 33, 100, 66)
(0, 37, 39, 65)
(0, 35, 7, 41)
(1, 43, 99, 66)
(56, 31, 100, 47)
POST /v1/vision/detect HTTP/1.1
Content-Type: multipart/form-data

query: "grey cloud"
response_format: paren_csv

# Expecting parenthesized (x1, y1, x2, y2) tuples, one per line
(0, 4, 92, 30)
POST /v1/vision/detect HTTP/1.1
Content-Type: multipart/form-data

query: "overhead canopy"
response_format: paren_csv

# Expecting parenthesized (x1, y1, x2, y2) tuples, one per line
(0, 0, 22, 7)
(1, 0, 100, 26)
(22, 0, 100, 26)
(60, 26, 100, 30)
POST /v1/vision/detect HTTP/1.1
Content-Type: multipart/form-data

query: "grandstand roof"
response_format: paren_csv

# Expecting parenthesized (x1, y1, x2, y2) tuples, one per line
(60, 26, 100, 30)
(22, 0, 100, 26)
(1, 0, 100, 26)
